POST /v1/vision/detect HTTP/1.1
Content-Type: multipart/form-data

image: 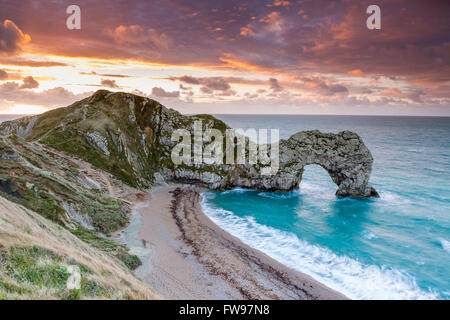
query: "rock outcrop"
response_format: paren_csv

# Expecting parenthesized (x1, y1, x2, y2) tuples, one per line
(0, 134, 150, 273)
(0, 90, 378, 197)
(212, 130, 378, 197)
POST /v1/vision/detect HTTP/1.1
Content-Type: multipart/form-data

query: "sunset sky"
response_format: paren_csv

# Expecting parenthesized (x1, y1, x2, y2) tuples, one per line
(0, 0, 449, 115)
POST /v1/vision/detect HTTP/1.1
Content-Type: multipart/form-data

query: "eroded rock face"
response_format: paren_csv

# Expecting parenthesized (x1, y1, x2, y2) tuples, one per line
(0, 90, 378, 197)
(0, 116, 38, 137)
(162, 130, 378, 197)
(227, 130, 378, 197)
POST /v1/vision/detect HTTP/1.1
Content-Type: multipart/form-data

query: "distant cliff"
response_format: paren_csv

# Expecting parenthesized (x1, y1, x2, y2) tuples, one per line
(0, 90, 378, 197)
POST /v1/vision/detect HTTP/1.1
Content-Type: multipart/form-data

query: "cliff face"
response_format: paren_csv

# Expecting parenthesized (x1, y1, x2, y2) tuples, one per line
(221, 130, 378, 197)
(0, 133, 152, 270)
(0, 90, 378, 197)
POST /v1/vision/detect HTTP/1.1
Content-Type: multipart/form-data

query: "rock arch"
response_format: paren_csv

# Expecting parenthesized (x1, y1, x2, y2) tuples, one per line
(223, 130, 378, 197)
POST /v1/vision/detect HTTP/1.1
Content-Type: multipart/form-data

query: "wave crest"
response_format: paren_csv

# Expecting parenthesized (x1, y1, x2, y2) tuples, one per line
(201, 192, 439, 300)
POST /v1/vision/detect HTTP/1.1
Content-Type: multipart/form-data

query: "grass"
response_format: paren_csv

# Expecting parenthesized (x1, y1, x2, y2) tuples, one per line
(0, 245, 115, 300)
(115, 251, 142, 270)
(0, 134, 132, 234)
(71, 227, 142, 270)
(41, 130, 143, 189)
(0, 196, 160, 300)
(71, 227, 119, 252)
(0, 90, 257, 299)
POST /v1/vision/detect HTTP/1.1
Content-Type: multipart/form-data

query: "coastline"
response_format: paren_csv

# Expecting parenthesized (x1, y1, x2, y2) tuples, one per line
(120, 185, 348, 300)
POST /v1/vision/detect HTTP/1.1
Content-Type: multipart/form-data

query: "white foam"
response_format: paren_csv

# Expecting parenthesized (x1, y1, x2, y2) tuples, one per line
(378, 191, 410, 205)
(257, 191, 300, 199)
(221, 187, 248, 195)
(362, 231, 377, 240)
(298, 181, 336, 200)
(201, 192, 438, 300)
(440, 239, 450, 254)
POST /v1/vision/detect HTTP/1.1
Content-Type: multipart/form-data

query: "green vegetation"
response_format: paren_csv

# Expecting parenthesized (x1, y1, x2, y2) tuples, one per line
(0, 134, 141, 284)
(192, 114, 229, 133)
(0, 245, 117, 300)
(115, 251, 142, 270)
(71, 227, 142, 270)
(41, 130, 143, 188)
(0, 90, 246, 297)
(0, 90, 248, 300)
(71, 227, 119, 252)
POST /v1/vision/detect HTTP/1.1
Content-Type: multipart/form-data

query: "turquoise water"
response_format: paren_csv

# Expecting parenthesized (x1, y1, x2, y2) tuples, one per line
(202, 115, 450, 300)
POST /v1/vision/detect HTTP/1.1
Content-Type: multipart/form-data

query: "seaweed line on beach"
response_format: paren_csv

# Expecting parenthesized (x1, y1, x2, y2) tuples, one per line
(168, 187, 318, 300)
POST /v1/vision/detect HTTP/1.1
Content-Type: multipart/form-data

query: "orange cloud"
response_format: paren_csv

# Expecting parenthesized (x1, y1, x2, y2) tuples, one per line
(348, 69, 365, 77)
(106, 25, 172, 50)
(240, 25, 255, 36)
(0, 20, 31, 56)
(0, 58, 70, 67)
(383, 88, 403, 98)
(0, 69, 7, 80)
(20, 76, 39, 89)
(219, 55, 286, 75)
(273, 1, 291, 7)
(260, 11, 280, 24)
(100, 79, 120, 89)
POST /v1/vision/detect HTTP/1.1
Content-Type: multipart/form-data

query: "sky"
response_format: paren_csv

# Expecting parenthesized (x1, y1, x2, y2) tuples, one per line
(0, 0, 449, 115)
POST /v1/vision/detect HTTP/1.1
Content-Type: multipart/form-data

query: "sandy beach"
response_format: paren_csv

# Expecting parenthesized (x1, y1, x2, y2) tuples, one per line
(120, 185, 347, 300)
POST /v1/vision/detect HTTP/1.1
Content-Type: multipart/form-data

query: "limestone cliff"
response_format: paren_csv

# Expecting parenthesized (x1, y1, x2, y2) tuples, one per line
(0, 90, 378, 197)
(219, 130, 378, 197)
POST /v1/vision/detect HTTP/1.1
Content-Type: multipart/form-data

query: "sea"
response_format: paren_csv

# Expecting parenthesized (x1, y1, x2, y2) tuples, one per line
(201, 115, 450, 300)
(2, 114, 449, 299)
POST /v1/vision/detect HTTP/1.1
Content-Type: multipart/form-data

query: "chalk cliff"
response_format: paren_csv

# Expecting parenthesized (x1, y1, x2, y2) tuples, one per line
(1, 90, 378, 197)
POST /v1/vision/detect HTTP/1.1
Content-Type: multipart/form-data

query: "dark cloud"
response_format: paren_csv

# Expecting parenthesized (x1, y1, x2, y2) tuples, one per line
(3, 1, 449, 84)
(299, 77, 349, 97)
(319, 83, 348, 97)
(169, 76, 231, 92)
(406, 90, 425, 104)
(105, 25, 172, 50)
(179, 84, 191, 90)
(0, 82, 91, 108)
(244, 92, 259, 99)
(1, 1, 449, 112)
(0, 58, 70, 67)
(201, 78, 230, 91)
(151, 87, 180, 98)
(20, 76, 39, 89)
(0, 69, 7, 80)
(0, 20, 30, 55)
(174, 76, 201, 85)
(216, 89, 237, 96)
(100, 79, 120, 89)
(269, 78, 283, 92)
(200, 86, 213, 94)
